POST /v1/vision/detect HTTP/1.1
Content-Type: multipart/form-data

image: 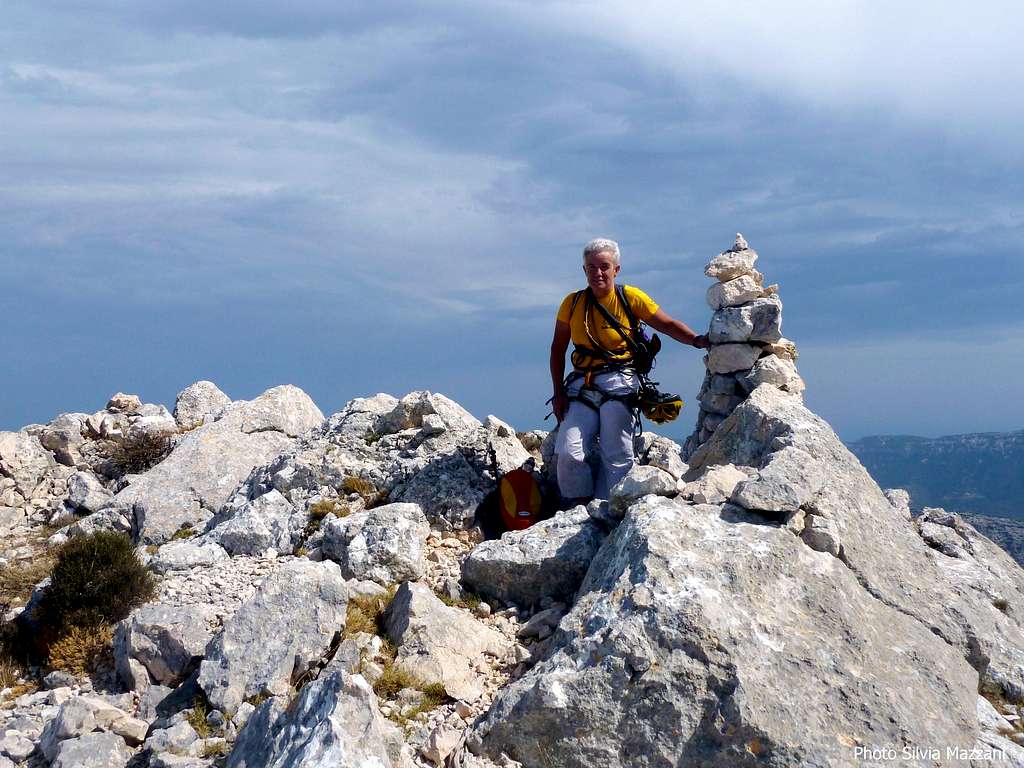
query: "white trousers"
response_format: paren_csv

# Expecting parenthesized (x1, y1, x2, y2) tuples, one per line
(555, 370, 638, 500)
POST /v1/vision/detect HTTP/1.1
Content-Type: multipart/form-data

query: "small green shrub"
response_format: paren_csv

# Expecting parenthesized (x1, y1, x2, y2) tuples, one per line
(170, 524, 196, 541)
(36, 531, 155, 632)
(364, 431, 383, 445)
(103, 430, 175, 476)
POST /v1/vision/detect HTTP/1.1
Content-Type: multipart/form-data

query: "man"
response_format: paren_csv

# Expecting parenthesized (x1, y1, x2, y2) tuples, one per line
(550, 238, 709, 504)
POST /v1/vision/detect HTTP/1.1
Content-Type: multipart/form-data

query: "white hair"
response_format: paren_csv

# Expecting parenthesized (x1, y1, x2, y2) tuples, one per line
(582, 238, 621, 265)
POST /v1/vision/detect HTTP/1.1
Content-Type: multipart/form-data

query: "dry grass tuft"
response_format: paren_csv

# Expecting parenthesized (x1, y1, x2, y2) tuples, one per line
(186, 698, 212, 739)
(46, 624, 114, 676)
(0, 654, 23, 689)
(344, 589, 394, 639)
(433, 588, 484, 612)
(340, 476, 388, 508)
(103, 430, 175, 476)
(0, 556, 56, 609)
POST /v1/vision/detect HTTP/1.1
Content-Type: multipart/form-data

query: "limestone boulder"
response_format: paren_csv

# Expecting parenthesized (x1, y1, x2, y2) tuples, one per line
(106, 384, 323, 544)
(706, 274, 763, 310)
(320, 502, 429, 585)
(198, 559, 348, 713)
(472, 497, 980, 767)
(38, 413, 89, 466)
(737, 355, 805, 394)
(731, 446, 826, 513)
(678, 463, 749, 504)
(174, 380, 231, 430)
(484, 415, 531, 475)
(390, 451, 486, 530)
(462, 507, 607, 607)
(378, 391, 481, 435)
(706, 343, 761, 374)
(637, 435, 687, 480)
(227, 672, 409, 768)
(207, 489, 301, 556)
(609, 464, 677, 515)
(148, 540, 229, 574)
(384, 582, 507, 702)
(704, 234, 759, 282)
(690, 383, 1024, 705)
(0, 430, 54, 500)
(114, 603, 216, 687)
(51, 732, 132, 768)
(67, 471, 113, 513)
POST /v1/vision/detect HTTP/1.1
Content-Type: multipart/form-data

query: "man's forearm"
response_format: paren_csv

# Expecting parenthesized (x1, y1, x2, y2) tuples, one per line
(550, 351, 566, 395)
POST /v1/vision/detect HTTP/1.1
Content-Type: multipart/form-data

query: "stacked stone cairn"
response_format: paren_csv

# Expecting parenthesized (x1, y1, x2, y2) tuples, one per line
(682, 233, 806, 460)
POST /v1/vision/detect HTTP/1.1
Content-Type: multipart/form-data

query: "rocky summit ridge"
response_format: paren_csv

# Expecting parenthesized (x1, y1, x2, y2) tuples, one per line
(1, 236, 1024, 767)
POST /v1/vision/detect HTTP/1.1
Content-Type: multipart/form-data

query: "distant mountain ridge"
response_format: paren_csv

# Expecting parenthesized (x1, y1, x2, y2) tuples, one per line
(847, 429, 1024, 519)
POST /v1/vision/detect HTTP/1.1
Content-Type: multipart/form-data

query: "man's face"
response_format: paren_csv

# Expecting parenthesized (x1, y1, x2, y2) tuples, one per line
(583, 251, 620, 295)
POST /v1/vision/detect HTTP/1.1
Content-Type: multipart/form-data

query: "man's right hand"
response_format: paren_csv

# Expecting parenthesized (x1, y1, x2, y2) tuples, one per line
(552, 391, 569, 422)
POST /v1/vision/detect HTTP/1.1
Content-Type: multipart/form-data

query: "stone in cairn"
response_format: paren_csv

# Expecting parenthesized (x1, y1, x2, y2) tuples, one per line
(682, 234, 805, 460)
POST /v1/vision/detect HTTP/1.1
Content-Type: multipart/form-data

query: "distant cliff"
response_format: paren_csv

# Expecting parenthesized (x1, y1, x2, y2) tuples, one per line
(848, 430, 1024, 519)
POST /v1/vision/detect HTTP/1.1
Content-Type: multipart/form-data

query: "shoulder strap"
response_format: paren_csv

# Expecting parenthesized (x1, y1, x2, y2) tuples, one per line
(617, 285, 642, 337)
(589, 287, 639, 353)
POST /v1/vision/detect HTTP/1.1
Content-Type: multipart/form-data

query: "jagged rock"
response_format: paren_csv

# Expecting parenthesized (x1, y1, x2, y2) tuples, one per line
(110, 716, 149, 745)
(207, 489, 301, 556)
(885, 488, 912, 519)
(38, 413, 88, 466)
(329, 393, 400, 441)
(0, 734, 34, 761)
(706, 275, 763, 310)
(320, 502, 429, 585)
(144, 720, 199, 753)
(0, 431, 54, 499)
(764, 337, 798, 361)
(51, 731, 132, 768)
(698, 391, 742, 416)
(678, 464, 749, 504)
(609, 464, 677, 514)
(107, 393, 142, 412)
(472, 496, 980, 767)
(801, 513, 842, 556)
(114, 603, 216, 688)
(148, 540, 229, 574)
(66, 506, 132, 538)
(708, 298, 782, 344)
(198, 559, 348, 713)
(637, 435, 687, 480)
(174, 380, 231, 430)
(704, 234, 758, 282)
(731, 446, 826, 513)
(391, 451, 486, 530)
(384, 582, 507, 702)
(461, 508, 606, 607)
(423, 726, 462, 765)
(67, 470, 112, 512)
(379, 391, 481, 435)
(706, 343, 761, 374)
(39, 695, 130, 761)
(691, 383, 1024, 705)
(107, 385, 323, 544)
(485, 415, 531, 475)
(124, 403, 178, 441)
(737, 355, 805, 394)
(227, 672, 409, 768)
(150, 754, 207, 768)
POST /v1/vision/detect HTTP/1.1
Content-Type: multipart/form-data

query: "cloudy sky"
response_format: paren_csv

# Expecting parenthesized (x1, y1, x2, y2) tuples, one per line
(3, 1, 1023, 442)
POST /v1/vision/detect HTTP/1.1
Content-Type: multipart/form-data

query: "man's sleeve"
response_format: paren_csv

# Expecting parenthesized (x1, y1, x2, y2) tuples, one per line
(555, 293, 574, 324)
(627, 286, 659, 321)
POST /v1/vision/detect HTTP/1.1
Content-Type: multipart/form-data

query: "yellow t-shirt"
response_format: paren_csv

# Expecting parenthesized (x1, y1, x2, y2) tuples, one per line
(556, 285, 659, 370)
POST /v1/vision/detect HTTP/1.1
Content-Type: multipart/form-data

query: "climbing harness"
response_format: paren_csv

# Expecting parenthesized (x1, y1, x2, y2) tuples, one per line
(546, 286, 684, 431)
